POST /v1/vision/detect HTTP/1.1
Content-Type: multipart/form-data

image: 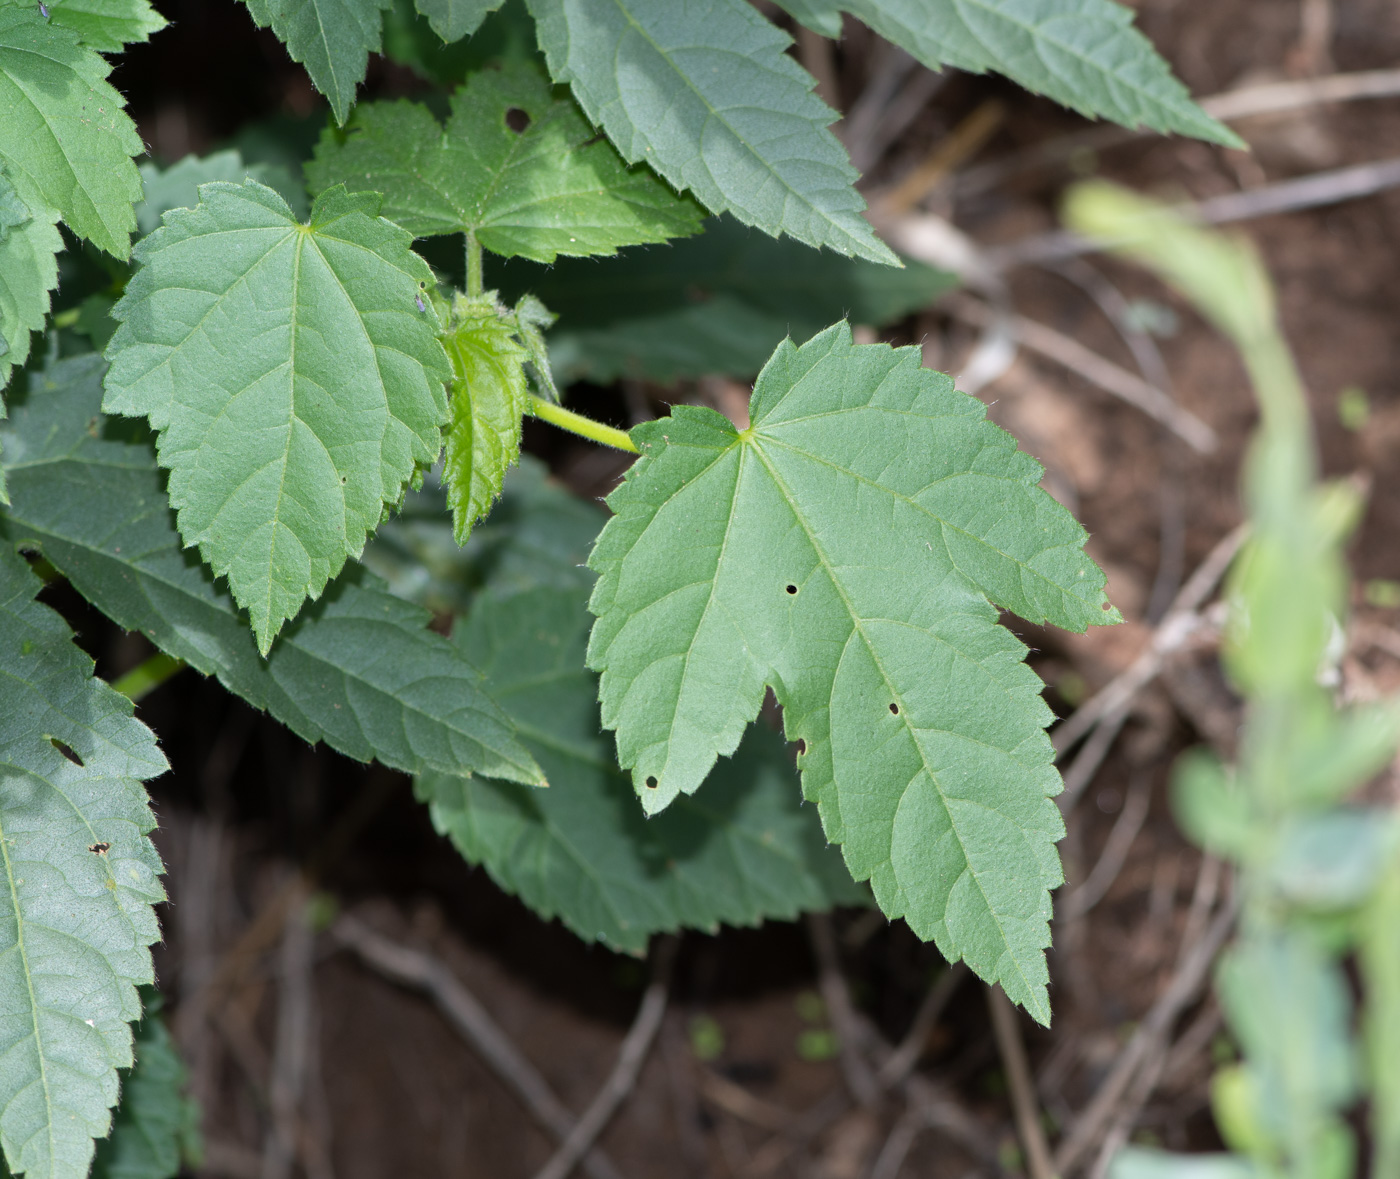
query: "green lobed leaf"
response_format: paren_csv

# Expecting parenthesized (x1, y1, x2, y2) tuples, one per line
(29, 0, 167, 52)
(91, 995, 197, 1179)
(587, 323, 1118, 1022)
(1, 353, 544, 787)
(524, 0, 897, 265)
(306, 61, 703, 262)
(413, 0, 500, 41)
(442, 296, 529, 545)
(0, 171, 61, 392)
(102, 180, 452, 655)
(492, 215, 956, 383)
(773, 0, 1239, 147)
(0, 543, 167, 1179)
(136, 151, 308, 235)
(240, 0, 393, 124)
(422, 582, 866, 952)
(0, 7, 144, 257)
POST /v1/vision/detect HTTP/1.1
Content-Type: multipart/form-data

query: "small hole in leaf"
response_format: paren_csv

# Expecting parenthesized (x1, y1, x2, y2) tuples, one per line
(1102, 601, 1113, 610)
(49, 737, 84, 767)
(505, 107, 531, 133)
(785, 584, 797, 595)
(88, 841, 110, 855)
(645, 776, 658, 789)
(889, 703, 899, 715)
(796, 739, 807, 755)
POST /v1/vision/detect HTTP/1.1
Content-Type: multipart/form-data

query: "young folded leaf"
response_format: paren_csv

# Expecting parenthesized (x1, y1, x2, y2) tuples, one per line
(773, 0, 1240, 147)
(1, 354, 545, 787)
(587, 323, 1119, 1022)
(239, 0, 393, 124)
(421, 584, 867, 951)
(524, 0, 897, 265)
(442, 295, 529, 544)
(0, 5, 144, 257)
(0, 544, 167, 1179)
(307, 60, 703, 262)
(102, 181, 451, 655)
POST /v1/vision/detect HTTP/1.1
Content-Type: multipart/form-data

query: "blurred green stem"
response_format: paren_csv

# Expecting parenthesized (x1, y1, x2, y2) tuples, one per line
(112, 651, 186, 703)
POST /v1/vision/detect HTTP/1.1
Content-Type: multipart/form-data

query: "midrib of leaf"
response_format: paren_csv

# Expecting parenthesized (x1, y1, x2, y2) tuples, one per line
(603, 0, 848, 236)
(745, 434, 1030, 993)
(0, 808, 55, 1171)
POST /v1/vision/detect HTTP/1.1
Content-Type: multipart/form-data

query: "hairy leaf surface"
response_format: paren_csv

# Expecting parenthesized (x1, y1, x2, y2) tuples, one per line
(494, 216, 955, 383)
(524, 0, 895, 265)
(103, 181, 451, 654)
(588, 323, 1117, 1021)
(32, 0, 167, 52)
(413, 0, 499, 42)
(1, 354, 543, 787)
(773, 0, 1237, 146)
(422, 583, 865, 951)
(241, 0, 392, 124)
(307, 63, 702, 262)
(0, 6, 143, 256)
(442, 299, 528, 544)
(91, 997, 196, 1179)
(0, 172, 61, 392)
(0, 544, 166, 1179)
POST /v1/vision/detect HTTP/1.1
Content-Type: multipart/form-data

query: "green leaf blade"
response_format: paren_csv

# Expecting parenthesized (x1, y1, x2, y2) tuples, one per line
(306, 63, 703, 261)
(0, 7, 144, 256)
(524, 0, 896, 264)
(102, 180, 451, 654)
(587, 323, 1117, 1021)
(0, 172, 61, 390)
(2, 354, 544, 788)
(413, 0, 501, 43)
(40, 0, 168, 52)
(0, 544, 167, 1179)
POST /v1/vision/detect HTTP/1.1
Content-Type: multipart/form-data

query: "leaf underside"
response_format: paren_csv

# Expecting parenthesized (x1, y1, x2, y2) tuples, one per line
(307, 60, 703, 262)
(1, 353, 543, 787)
(421, 579, 866, 952)
(102, 181, 451, 654)
(0, 544, 166, 1179)
(413, 0, 502, 44)
(587, 322, 1119, 1022)
(241, 0, 393, 124)
(523, 0, 897, 265)
(0, 6, 144, 257)
(773, 0, 1238, 146)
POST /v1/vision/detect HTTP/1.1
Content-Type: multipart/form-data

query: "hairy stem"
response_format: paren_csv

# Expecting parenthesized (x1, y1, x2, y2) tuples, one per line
(526, 393, 638, 454)
(466, 233, 484, 298)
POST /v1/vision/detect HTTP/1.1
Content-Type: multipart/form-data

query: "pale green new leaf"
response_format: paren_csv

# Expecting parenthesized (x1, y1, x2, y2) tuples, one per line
(136, 151, 307, 235)
(91, 997, 196, 1179)
(306, 62, 703, 262)
(0, 6, 143, 256)
(0, 354, 544, 787)
(29, 0, 167, 52)
(0, 172, 61, 391)
(587, 323, 1118, 1022)
(422, 583, 866, 951)
(524, 0, 897, 265)
(103, 180, 451, 655)
(413, 0, 499, 41)
(240, 0, 392, 124)
(1362, 853, 1400, 1179)
(493, 215, 956, 383)
(0, 544, 166, 1179)
(773, 0, 1239, 146)
(442, 297, 528, 544)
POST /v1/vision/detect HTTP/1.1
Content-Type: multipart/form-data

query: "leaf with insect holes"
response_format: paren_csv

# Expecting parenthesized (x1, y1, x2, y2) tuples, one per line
(772, 0, 1239, 146)
(102, 180, 451, 655)
(524, 0, 896, 265)
(1, 353, 545, 787)
(442, 296, 529, 545)
(0, 543, 167, 1179)
(421, 583, 866, 951)
(587, 323, 1120, 1023)
(0, 5, 144, 256)
(413, 0, 500, 41)
(27, 0, 168, 52)
(240, 0, 393, 124)
(306, 60, 703, 262)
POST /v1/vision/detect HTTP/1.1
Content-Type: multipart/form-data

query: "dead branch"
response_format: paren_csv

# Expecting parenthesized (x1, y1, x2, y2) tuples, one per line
(987, 986, 1056, 1179)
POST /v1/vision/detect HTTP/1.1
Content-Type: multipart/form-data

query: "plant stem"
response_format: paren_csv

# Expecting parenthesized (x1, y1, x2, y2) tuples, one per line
(526, 393, 638, 454)
(111, 651, 186, 703)
(466, 233, 483, 298)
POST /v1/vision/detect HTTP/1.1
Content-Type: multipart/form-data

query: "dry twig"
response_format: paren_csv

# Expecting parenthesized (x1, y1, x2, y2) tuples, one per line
(987, 986, 1057, 1179)
(262, 891, 318, 1179)
(807, 913, 883, 1109)
(1058, 774, 1153, 920)
(879, 962, 968, 1088)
